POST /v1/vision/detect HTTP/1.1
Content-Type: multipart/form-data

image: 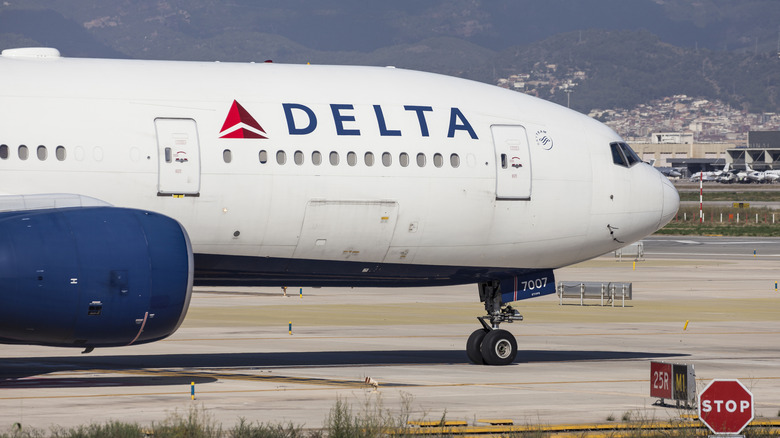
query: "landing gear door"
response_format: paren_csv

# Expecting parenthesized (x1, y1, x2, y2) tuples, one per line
(155, 118, 201, 196)
(491, 125, 531, 200)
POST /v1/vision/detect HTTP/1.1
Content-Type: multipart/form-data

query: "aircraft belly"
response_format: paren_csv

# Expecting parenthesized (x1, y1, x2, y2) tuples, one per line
(192, 252, 545, 287)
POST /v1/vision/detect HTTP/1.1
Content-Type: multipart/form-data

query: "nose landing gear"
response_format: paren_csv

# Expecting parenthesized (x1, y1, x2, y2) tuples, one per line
(466, 280, 522, 366)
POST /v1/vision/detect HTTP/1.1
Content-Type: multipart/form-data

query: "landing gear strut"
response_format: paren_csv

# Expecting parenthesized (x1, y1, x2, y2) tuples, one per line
(466, 280, 522, 365)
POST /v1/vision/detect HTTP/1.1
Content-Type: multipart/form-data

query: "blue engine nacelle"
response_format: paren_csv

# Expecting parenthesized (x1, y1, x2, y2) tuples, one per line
(0, 207, 193, 348)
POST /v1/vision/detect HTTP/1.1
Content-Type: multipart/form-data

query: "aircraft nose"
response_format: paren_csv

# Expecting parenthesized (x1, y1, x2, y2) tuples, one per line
(659, 175, 679, 228)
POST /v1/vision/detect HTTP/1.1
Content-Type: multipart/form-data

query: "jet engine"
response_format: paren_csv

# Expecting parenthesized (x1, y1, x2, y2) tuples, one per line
(0, 206, 193, 348)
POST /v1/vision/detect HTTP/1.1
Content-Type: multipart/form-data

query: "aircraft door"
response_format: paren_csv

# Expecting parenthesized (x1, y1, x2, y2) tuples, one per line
(155, 118, 201, 196)
(491, 125, 531, 200)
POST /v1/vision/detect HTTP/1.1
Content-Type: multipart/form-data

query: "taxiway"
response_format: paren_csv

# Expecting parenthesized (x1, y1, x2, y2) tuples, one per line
(2, 236, 779, 430)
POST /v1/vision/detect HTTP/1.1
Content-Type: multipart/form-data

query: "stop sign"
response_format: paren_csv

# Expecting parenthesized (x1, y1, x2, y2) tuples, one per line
(698, 379, 754, 434)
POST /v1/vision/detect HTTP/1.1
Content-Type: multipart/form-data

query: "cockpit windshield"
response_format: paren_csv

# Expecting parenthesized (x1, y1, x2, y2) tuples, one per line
(610, 142, 641, 167)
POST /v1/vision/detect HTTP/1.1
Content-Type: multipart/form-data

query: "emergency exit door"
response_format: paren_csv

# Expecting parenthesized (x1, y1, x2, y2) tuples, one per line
(491, 125, 531, 200)
(155, 118, 201, 196)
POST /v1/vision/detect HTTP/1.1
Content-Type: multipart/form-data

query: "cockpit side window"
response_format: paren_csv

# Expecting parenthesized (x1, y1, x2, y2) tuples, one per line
(610, 142, 641, 168)
(621, 143, 641, 166)
(610, 143, 627, 166)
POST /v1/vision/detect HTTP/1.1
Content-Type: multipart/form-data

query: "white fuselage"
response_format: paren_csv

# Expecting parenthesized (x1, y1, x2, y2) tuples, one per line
(0, 50, 678, 283)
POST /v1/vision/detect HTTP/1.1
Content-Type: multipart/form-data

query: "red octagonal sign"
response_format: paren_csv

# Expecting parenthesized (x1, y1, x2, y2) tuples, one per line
(698, 379, 754, 434)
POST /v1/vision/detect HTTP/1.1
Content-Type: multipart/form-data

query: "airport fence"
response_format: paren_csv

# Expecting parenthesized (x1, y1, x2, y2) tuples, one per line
(659, 205, 780, 236)
(671, 205, 780, 225)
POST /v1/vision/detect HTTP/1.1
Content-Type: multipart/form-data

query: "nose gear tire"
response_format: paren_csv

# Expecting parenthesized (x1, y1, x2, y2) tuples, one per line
(479, 329, 517, 365)
(466, 328, 489, 364)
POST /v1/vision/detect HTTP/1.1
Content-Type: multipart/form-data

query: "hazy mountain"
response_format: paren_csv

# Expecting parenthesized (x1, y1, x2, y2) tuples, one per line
(0, 8, 124, 57)
(496, 29, 780, 113)
(1, 0, 779, 113)
(4, 0, 780, 56)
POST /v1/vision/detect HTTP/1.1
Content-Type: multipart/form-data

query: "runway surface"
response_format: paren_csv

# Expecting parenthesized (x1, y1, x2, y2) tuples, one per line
(2, 236, 780, 430)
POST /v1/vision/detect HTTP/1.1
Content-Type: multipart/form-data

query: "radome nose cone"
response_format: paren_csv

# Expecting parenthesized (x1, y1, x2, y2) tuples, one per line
(660, 176, 679, 228)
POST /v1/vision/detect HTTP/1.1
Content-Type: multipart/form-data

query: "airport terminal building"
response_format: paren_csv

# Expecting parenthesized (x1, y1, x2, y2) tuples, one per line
(631, 130, 780, 175)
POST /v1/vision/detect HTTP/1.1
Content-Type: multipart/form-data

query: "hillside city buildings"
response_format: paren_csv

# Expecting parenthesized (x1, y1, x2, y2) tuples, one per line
(498, 68, 780, 172)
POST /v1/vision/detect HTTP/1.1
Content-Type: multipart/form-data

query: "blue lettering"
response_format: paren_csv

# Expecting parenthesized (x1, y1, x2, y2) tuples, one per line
(331, 104, 360, 136)
(373, 105, 401, 136)
(283, 103, 317, 135)
(281, 103, 477, 140)
(447, 107, 478, 139)
(404, 105, 433, 137)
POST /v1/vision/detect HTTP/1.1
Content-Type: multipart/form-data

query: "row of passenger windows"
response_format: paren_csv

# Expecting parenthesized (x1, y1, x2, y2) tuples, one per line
(0, 144, 67, 161)
(1, 143, 463, 170)
(224, 149, 461, 169)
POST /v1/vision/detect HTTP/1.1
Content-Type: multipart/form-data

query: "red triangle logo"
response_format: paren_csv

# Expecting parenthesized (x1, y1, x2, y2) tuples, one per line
(219, 100, 268, 139)
(220, 128, 267, 139)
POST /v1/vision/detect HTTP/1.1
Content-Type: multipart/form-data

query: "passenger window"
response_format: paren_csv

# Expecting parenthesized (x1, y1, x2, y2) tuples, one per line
(364, 152, 374, 166)
(276, 150, 287, 165)
(259, 150, 268, 163)
(450, 153, 460, 168)
(37, 145, 47, 161)
(0, 144, 8, 160)
(223, 149, 232, 163)
(312, 151, 322, 165)
(347, 151, 357, 166)
(433, 153, 443, 168)
(56, 146, 66, 161)
(19, 145, 29, 160)
(329, 151, 339, 166)
(416, 153, 426, 167)
(382, 152, 392, 167)
(399, 152, 409, 167)
(294, 150, 304, 165)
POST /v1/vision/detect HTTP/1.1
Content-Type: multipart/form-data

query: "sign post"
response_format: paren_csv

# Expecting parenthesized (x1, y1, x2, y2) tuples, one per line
(650, 361, 695, 407)
(698, 379, 753, 435)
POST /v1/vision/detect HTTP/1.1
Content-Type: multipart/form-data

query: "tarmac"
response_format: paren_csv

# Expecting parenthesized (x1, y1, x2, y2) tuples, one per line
(2, 235, 780, 431)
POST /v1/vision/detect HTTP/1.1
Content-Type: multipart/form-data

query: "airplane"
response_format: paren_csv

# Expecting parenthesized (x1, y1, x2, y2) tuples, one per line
(647, 159, 682, 179)
(759, 170, 780, 183)
(726, 163, 749, 183)
(745, 162, 780, 184)
(764, 173, 780, 183)
(746, 165, 765, 183)
(0, 47, 679, 365)
(657, 167, 683, 179)
(690, 162, 729, 182)
(717, 171, 737, 184)
(716, 162, 740, 184)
